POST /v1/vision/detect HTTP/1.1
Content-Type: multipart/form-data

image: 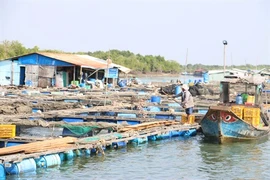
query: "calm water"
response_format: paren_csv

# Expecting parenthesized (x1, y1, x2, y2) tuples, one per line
(7, 133, 270, 180)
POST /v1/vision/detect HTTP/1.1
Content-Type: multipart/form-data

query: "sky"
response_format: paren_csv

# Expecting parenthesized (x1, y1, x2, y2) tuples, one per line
(0, 0, 269, 66)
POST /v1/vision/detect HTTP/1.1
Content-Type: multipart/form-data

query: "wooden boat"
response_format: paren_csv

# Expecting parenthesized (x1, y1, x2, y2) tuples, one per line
(200, 76, 270, 142)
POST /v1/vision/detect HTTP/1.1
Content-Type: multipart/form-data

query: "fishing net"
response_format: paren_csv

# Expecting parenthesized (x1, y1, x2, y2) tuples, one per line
(61, 124, 100, 136)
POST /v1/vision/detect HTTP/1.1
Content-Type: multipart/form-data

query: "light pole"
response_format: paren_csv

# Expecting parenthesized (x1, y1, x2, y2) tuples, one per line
(223, 40, 228, 77)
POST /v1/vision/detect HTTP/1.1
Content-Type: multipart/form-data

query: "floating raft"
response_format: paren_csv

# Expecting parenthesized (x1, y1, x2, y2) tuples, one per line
(0, 121, 199, 177)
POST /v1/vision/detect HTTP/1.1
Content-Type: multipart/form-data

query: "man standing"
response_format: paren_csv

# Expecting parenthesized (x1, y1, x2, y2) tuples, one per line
(180, 84, 194, 118)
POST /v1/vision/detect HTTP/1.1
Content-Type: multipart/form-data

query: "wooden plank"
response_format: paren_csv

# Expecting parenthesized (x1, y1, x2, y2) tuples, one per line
(0, 137, 77, 156)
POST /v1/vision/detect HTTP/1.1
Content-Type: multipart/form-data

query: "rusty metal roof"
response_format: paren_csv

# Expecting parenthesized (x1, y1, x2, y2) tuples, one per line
(37, 52, 108, 69)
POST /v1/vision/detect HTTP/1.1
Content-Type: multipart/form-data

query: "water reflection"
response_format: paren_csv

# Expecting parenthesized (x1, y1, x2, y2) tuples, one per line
(5, 135, 270, 180)
(198, 136, 270, 179)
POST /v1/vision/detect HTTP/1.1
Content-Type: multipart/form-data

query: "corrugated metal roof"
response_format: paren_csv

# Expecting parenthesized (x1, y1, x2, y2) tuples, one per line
(76, 55, 131, 73)
(222, 75, 266, 85)
(37, 52, 108, 69)
(9, 52, 131, 73)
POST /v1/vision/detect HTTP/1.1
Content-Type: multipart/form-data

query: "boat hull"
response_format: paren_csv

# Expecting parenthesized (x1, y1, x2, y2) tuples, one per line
(201, 106, 270, 142)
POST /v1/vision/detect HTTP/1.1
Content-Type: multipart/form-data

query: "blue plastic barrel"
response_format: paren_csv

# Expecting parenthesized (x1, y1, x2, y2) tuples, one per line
(184, 129, 197, 136)
(5, 158, 36, 175)
(36, 154, 61, 168)
(58, 152, 65, 162)
(131, 137, 148, 144)
(202, 72, 209, 83)
(156, 132, 171, 139)
(112, 141, 127, 149)
(64, 150, 74, 160)
(74, 149, 82, 156)
(150, 96, 161, 103)
(170, 130, 180, 137)
(84, 149, 91, 156)
(79, 83, 85, 88)
(118, 81, 126, 87)
(147, 135, 157, 141)
(0, 164, 5, 179)
(175, 86, 181, 95)
(236, 94, 243, 104)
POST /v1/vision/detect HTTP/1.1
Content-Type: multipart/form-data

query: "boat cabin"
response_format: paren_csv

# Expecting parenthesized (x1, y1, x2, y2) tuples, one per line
(220, 76, 265, 106)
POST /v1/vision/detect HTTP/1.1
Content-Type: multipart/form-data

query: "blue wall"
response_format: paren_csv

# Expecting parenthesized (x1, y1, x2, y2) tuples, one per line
(19, 54, 73, 66)
(0, 60, 20, 85)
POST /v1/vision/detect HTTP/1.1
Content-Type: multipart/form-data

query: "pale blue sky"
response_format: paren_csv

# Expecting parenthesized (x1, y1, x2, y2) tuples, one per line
(0, 0, 269, 65)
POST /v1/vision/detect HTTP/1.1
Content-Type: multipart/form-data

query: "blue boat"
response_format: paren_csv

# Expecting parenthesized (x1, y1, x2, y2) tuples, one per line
(200, 76, 270, 143)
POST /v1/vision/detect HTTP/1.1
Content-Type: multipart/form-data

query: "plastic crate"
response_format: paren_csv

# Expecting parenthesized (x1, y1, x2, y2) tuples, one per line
(244, 107, 260, 118)
(243, 117, 260, 127)
(181, 114, 195, 124)
(231, 106, 245, 119)
(0, 125, 16, 138)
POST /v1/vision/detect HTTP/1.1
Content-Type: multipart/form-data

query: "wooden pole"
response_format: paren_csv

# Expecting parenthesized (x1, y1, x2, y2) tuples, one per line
(80, 66, 82, 84)
(11, 60, 14, 85)
(73, 66, 76, 82)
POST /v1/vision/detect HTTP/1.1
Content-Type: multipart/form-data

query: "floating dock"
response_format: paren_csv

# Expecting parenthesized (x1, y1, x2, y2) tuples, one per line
(0, 121, 199, 177)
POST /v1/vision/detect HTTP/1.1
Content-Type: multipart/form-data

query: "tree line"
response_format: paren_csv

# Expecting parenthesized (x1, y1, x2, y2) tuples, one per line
(1, 40, 269, 73)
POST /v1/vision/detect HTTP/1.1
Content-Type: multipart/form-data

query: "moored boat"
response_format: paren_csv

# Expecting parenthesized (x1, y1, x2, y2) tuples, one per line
(200, 76, 270, 143)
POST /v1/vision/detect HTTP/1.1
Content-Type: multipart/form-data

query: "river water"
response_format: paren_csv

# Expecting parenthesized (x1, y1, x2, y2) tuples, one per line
(10, 134, 270, 180)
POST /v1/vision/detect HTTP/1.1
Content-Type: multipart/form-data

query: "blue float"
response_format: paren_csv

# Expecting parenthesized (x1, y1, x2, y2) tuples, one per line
(112, 141, 127, 149)
(74, 149, 82, 156)
(35, 154, 61, 168)
(0, 164, 5, 179)
(5, 158, 36, 175)
(64, 150, 74, 160)
(175, 86, 181, 95)
(91, 148, 97, 154)
(131, 137, 148, 144)
(170, 130, 181, 137)
(156, 132, 171, 140)
(150, 96, 161, 103)
(58, 152, 65, 162)
(79, 83, 85, 88)
(147, 135, 157, 141)
(202, 72, 209, 83)
(84, 149, 91, 156)
(179, 129, 197, 137)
